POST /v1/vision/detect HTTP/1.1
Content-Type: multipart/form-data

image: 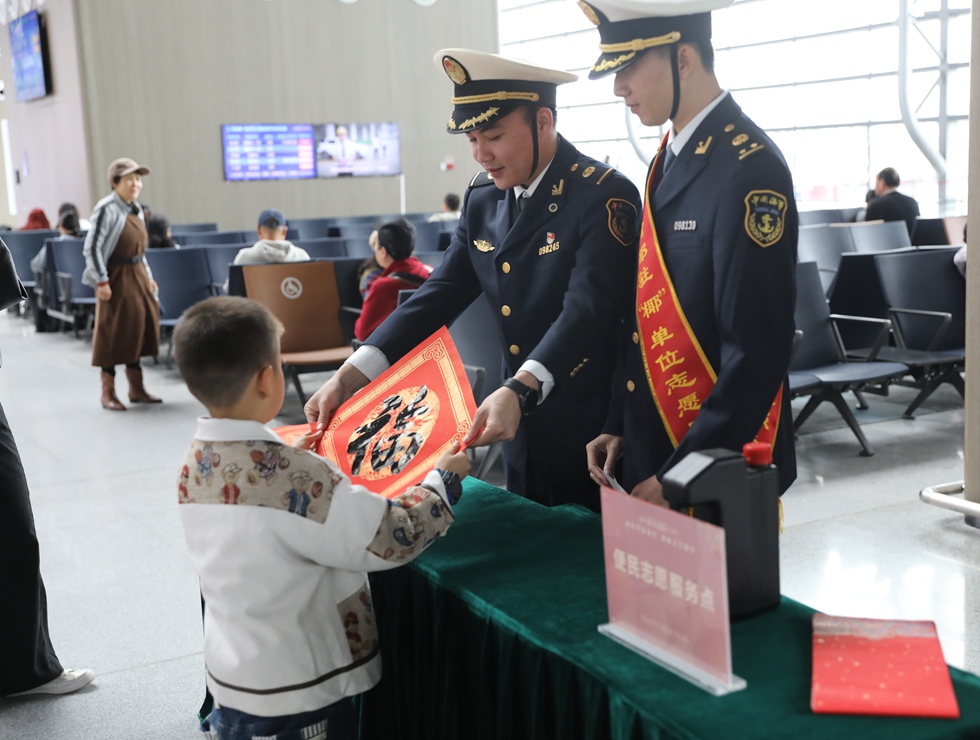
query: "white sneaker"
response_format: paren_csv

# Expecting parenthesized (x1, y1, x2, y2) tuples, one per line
(7, 669, 96, 696)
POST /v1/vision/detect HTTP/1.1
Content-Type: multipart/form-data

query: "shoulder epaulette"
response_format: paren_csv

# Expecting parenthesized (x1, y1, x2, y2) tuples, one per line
(722, 122, 766, 162)
(468, 170, 495, 188)
(569, 160, 616, 185)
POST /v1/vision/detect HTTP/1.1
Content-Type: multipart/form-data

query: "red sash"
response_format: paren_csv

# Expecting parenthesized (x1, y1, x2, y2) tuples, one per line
(636, 134, 782, 449)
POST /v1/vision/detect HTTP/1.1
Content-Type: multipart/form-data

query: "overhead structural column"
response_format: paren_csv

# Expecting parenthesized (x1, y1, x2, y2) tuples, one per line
(897, 0, 948, 180)
(920, 0, 979, 527)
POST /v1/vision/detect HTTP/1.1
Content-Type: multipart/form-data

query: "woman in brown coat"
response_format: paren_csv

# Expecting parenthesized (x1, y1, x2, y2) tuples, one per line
(82, 158, 162, 410)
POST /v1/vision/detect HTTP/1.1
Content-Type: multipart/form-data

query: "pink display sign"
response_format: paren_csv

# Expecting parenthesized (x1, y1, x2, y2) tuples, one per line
(600, 487, 735, 689)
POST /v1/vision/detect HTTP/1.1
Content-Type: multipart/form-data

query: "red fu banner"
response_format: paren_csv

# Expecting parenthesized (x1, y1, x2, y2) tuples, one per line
(276, 327, 476, 498)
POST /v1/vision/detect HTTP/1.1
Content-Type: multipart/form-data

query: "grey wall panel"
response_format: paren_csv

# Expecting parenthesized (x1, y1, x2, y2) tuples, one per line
(2, 0, 497, 229)
(0, 0, 94, 226)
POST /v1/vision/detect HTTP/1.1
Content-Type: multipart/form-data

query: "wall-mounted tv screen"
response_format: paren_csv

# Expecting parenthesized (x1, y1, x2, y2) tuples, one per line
(9, 9, 52, 102)
(315, 122, 401, 178)
(222, 124, 316, 181)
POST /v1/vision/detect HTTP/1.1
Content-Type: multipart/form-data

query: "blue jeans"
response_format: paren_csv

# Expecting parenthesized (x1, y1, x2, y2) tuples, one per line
(200, 697, 356, 740)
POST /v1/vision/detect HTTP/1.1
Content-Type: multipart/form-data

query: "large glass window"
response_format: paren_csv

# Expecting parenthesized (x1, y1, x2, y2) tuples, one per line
(499, 0, 970, 215)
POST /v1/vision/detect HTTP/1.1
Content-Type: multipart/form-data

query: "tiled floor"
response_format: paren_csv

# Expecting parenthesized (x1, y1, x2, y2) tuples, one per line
(0, 310, 975, 738)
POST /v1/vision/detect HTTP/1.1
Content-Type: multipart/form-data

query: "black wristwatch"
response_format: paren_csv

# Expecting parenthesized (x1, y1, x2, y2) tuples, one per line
(502, 377, 540, 415)
(436, 468, 463, 505)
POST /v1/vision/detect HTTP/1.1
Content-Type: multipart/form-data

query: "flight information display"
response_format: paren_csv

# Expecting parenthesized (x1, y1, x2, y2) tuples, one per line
(222, 124, 316, 181)
(9, 10, 51, 102)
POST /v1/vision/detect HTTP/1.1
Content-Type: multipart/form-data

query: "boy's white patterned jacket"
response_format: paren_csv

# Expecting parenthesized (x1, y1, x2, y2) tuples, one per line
(178, 417, 455, 717)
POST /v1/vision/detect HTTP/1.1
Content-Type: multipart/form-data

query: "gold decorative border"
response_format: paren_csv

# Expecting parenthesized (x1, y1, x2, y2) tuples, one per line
(324, 329, 474, 498)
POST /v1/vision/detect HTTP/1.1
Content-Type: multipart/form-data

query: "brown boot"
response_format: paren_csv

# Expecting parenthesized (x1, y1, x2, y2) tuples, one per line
(126, 366, 162, 404)
(101, 371, 126, 411)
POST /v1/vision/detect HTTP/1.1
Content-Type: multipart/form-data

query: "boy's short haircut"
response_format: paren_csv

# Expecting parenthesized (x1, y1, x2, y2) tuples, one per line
(173, 296, 284, 409)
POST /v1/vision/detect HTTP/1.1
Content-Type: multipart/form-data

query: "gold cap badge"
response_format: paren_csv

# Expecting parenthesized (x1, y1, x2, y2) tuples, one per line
(442, 56, 468, 85)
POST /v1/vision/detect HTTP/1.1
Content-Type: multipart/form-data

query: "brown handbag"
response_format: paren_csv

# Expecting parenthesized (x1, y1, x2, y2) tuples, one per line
(0, 238, 28, 312)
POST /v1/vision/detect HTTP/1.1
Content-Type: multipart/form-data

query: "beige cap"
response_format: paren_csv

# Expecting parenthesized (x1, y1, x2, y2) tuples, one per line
(107, 157, 150, 186)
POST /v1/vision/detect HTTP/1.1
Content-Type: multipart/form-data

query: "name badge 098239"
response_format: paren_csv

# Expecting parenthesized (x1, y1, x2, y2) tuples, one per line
(674, 220, 697, 232)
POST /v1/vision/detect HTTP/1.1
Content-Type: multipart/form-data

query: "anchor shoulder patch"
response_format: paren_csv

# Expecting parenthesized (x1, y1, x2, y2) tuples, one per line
(606, 198, 637, 246)
(744, 190, 788, 248)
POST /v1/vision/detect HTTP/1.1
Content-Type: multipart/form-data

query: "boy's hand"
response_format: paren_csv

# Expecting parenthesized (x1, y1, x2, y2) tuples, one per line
(290, 428, 324, 451)
(436, 442, 470, 479)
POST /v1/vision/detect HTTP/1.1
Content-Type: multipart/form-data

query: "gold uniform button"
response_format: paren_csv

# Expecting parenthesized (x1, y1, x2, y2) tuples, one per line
(627, 380, 636, 392)
(501, 305, 511, 317)
(502, 262, 511, 274)
(510, 345, 520, 356)
(632, 332, 639, 344)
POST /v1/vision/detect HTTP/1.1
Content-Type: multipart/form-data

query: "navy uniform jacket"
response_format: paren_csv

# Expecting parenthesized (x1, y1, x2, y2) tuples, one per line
(366, 136, 641, 510)
(605, 93, 798, 494)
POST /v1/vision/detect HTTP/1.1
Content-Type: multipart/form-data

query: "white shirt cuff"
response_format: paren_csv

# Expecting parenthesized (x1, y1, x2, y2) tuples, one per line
(347, 345, 390, 381)
(517, 360, 554, 402)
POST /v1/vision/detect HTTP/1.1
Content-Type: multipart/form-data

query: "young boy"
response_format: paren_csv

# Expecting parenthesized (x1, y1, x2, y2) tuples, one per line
(172, 296, 469, 740)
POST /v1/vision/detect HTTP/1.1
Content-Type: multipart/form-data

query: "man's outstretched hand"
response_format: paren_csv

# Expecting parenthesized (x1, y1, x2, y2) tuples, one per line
(304, 364, 370, 430)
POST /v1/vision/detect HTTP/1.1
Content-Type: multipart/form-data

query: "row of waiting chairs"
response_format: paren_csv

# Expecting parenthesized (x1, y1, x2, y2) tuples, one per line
(171, 216, 455, 251)
(799, 209, 967, 248)
(171, 222, 451, 251)
(19, 235, 411, 335)
(798, 207, 864, 226)
(800, 221, 912, 295)
(790, 248, 964, 456)
(172, 212, 445, 234)
(20, 234, 452, 373)
(1, 213, 455, 296)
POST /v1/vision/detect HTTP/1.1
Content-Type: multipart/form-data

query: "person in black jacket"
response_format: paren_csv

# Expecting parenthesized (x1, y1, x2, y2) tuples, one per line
(305, 49, 641, 512)
(580, 0, 798, 505)
(0, 390, 94, 696)
(865, 167, 920, 238)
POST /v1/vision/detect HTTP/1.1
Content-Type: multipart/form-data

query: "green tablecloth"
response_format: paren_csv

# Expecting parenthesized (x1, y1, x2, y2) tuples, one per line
(360, 479, 980, 739)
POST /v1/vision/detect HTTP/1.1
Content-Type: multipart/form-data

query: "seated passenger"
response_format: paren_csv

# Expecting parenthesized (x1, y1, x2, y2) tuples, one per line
(21, 208, 50, 231)
(354, 219, 431, 341)
(233, 209, 310, 265)
(146, 213, 177, 250)
(865, 167, 920, 237)
(56, 210, 82, 239)
(59, 202, 91, 232)
(855, 188, 875, 222)
(426, 192, 461, 222)
(954, 224, 967, 277)
(172, 296, 469, 740)
(30, 211, 82, 275)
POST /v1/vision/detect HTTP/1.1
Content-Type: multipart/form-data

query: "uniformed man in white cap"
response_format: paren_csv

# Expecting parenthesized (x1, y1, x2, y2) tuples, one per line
(580, 0, 799, 504)
(306, 49, 641, 512)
